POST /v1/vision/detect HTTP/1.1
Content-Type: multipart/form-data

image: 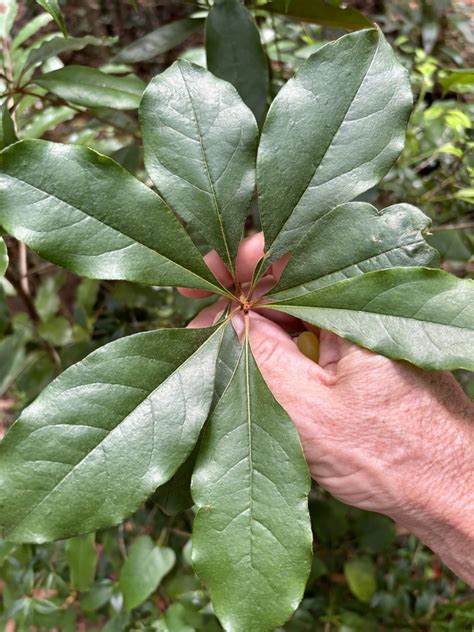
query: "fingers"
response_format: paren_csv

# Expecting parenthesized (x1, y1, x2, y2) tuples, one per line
(235, 232, 265, 283)
(271, 253, 291, 281)
(178, 250, 234, 299)
(187, 298, 229, 328)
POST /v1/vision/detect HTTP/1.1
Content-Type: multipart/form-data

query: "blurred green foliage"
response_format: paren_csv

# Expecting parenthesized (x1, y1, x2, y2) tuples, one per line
(0, 0, 472, 629)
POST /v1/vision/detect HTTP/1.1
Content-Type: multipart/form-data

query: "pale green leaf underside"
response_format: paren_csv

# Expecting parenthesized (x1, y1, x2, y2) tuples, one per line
(0, 238, 8, 277)
(26, 35, 115, 69)
(0, 140, 221, 292)
(0, 326, 224, 543)
(257, 28, 412, 262)
(192, 338, 312, 632)
(35, 66, 145, 110)
(270, 268, 474, 371)
(141, 59, 258, 270)
(270, 202, 439, 301)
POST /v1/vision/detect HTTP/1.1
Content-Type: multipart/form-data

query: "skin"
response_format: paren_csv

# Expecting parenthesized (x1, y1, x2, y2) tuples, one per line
(180, 233, 474, 586)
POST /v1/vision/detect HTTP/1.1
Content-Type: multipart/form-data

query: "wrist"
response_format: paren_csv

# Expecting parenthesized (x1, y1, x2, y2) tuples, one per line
(387, 378, 474, 584)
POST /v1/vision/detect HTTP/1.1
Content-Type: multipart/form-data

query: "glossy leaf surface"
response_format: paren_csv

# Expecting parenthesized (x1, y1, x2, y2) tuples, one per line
(257, 29, 412, 261)
(262, 0, 373, 30)
(0, 103, 18, 150)
(0, 238, 8, 277)
(0, 326, 225, 542)
(141, 60, 258, 270)
(270, 202, 439, 300)
(192, 338, 312, 632)
(115, 19, 202, 63)
(35, 0, 67, 36)
(35, 66, 145, 110)
(0, 140, 221, 292)
(206, 0, 269, 127)
(119, 536, 175, 610)
(65, 533, 97, 592)
(270, 268, 474, 371)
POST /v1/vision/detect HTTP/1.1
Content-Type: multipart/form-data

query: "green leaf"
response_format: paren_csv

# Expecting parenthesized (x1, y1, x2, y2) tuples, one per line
(22, 105, 76, 139)
(0, 103, 17, 151)
(154, 323, 242, 516)
(257, 29, 412, 262)
(65, 532, 97, 592)
(119, 536, 175, 610)
(34, 66, 145, 110)
(11, 12, 53, 50)
(140, 59, 258, 271)
(427, 229, 473, 263)
(262, 0, 374, 30)
(439, 68, 474, 93)
(206, 0, 269, 127)
(35, 0, 67, 36)
(0, 140, 222, 293)
(269, 268, 474, 371)
(344, 557, 377, 603)
(115, 18, 202, 64)
(25, 35, 115, 70)
(269, 202, 439, 301)
(0, 236, 8, 277)
(0, 325, 226, 542)
(0, 0, 17, 38)
(192, 338, 312, 632)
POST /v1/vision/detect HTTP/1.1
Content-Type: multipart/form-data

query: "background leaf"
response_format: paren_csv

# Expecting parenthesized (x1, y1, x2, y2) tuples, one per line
(0, 0, 17, 38)
(270, 268, 474, 371)
(270, 202, 439, 300)
(115, 19, 202, 63)
(65, 532, 97, 592)
(0, 140, 222, 292)
(262, 0, 374, 30)
(0, 103, 18, 150)
(0, 326, 225, 542)
(344, 557, 377, 603)
(257, 29, 413, 262)
(140, 59, 258, 271)
(34, 66, 145, 110)
(192, 339, 312, 631)
(119, 536, 175, 610)
(206, 0, 269, 127)
(25, 35, 116, 69)
(0, 237, 8, 277)
(35, 0, 67, 36)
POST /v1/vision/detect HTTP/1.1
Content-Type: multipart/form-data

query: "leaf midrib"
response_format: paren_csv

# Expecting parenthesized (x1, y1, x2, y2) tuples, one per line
(0, 170, 219, 292)
(7, 326, 225, 536)
(39, 73, 143, 99)
(264, 31, 380, 256)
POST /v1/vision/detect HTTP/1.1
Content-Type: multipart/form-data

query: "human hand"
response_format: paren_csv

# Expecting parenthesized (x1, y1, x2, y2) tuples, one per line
(181, 233, 474, 584)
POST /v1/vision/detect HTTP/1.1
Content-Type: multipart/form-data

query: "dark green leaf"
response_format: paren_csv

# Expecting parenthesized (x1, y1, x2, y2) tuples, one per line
(35, 0, 67, 36)
(115, 19, 202, 64)
(344, 557, 377, 603)
(26, 35, 116, 69)
(427, 229, 474, 263)
(269, 202, 439, 301)
(0, 103, 18, 150)
(34, 66, 145, 110)
(0, 325, 226, 542)
(269, 268, 474, 371)
(262, 0, 374, 30)
(119, 536, 175, 610)
(257, 29, 412, 262)
(354, 512, 396, 554)
(140, 60, 258, 271)
(0, 236, 8, 276)
(192, 338, 312, 631)
(65, 533, 97, 592)
(206, 0, 269, 127)
(0, 140, 222, 292)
